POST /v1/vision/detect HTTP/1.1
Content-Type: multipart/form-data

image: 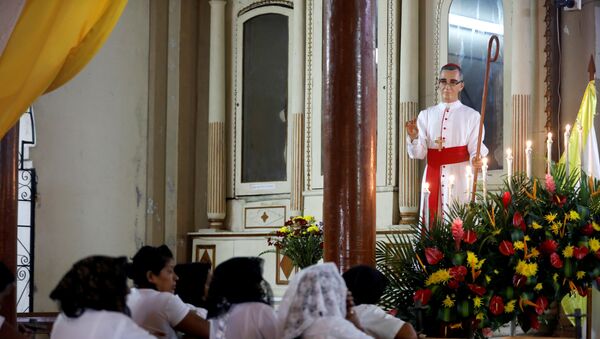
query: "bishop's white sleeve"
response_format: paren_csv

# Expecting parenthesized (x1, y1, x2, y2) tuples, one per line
(467, 112, 488, 161)
(406, 110, 428, 159)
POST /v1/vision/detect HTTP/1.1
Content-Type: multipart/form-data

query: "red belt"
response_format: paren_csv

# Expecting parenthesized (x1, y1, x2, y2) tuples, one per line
(425, 145, 469, 228)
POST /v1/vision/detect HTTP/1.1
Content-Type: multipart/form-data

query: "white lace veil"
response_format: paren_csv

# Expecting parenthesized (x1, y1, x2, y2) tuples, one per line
(277, 262, 348, 339)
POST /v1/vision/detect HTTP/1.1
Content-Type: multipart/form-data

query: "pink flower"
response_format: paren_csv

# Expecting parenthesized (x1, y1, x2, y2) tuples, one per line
(451, 218, 464, 249)
(545, 174, 556, 194)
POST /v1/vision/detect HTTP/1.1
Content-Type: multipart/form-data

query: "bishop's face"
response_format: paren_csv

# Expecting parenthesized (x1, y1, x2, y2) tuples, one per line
(439, 69, 464, 103)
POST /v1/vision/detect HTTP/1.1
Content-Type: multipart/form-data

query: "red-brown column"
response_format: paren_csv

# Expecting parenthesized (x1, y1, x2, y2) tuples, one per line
(322, 0, 377, 271)
(0, 125, 19, 326)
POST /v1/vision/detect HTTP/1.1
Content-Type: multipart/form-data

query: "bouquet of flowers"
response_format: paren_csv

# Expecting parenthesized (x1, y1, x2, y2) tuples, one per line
(265, 215, 324, 269)
(377, 164, 600, 337)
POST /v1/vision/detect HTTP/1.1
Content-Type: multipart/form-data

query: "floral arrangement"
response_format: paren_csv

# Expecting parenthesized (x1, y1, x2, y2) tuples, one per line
(377, 164, 600, 337)
(265, 215, 323, 269)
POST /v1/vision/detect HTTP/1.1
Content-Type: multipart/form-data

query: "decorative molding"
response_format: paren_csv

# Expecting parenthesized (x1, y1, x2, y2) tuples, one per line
(244, 206, 287, 228)
(275, 247, 298, 284)
(290, 113, 304, 212)
(238, 0, 293, 17)
(433, 0, 444, 105)
(512, 94, 530, 174)
(194, 244, 216, 270)
(399, 101, 420, 216)
(385, 0, 396, 186)
(207, 122, 226, 225)
(304, 0, 314, 190)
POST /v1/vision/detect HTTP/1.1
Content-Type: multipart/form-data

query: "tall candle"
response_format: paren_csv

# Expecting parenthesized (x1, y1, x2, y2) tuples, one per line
(565, 124, 571, 178)
(466, 165, 473, 201)
(526, 140, 533, 179)
(423, 182, 430, 227)
(506, 148, 513, 190)
(547, 132, 553, 174)
(482, 157, 488, 202)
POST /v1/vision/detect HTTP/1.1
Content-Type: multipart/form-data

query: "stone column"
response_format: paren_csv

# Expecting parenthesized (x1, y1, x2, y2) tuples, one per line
(398, 0, 419, 223)
(511, 1, 532, 174)
(322, 0, 377, 271)
(207, 0, 226, 228)
(290, 0, 305, 217)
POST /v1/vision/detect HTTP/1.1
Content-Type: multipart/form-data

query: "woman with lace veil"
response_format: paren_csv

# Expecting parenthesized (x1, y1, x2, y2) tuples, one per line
(205, 257, 279, 339)
(278, 262, 373, 339)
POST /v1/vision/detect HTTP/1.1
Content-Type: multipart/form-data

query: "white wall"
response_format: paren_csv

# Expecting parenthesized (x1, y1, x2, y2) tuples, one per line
(30, 0, 149, 311)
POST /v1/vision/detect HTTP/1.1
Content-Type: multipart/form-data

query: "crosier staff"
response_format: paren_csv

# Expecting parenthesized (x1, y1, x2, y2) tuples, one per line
(471, 35, 500, 203)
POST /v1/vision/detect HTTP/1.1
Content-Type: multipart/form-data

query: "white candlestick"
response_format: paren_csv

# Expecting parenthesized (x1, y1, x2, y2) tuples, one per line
(547, 132, 553, 174)
(448, 175, 455, 206)
(506, 148, 513, 190)
(526, 140, 533, 179)
(465, 165, 473, 201)
(482, 157, 488, 202)
(565, 124, 571, 178)
(422, 182, 430, 227)
(578, 122, 584, 176)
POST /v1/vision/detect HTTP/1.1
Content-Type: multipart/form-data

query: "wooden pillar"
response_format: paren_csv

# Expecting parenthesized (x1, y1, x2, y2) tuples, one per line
(0, 125, 19, 326)
(322, 0, 377, 271)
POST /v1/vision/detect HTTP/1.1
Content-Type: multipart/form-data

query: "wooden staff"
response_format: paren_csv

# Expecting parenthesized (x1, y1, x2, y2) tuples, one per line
(471, 35, 500, 203)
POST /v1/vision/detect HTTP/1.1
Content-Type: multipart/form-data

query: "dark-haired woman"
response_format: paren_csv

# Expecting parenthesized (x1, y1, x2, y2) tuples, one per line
(174, 262, 211, 317)
(343, 265, 417, 339)
(49, 256, 153, 339)
(205, 257, 279, 339)
(127, 245, 209, 339)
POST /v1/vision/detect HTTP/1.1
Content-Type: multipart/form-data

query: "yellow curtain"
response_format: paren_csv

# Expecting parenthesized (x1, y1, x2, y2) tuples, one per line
(0, 0, 128, 138)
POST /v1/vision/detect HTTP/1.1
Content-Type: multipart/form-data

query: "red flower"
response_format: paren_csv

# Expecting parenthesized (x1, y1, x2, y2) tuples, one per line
(449, 265, 467, 282)
(576, 285, 588, 297)
(512, 274, 527, 289)
(464, 230, 477, 244)
(553, 194, 567, 207)
(452, 218, 464, 249)
(535, 296, 548, 315)
(489, 296, 505, 316)
(573, 246, 589, 260)
(468, 283, 486, 296)
(499, 240, 515, 256)
(424, 247, 444, 265)
(413, 289, 432, 306)
(581, 223, 594, 236)
(513, 212, 526, 231)
(540, 239, 558, 254)
(502, 191, 511, 209)
(448, 280, 460, 289)
(550, 252, 563, 268)
(530, 313, 540, 330)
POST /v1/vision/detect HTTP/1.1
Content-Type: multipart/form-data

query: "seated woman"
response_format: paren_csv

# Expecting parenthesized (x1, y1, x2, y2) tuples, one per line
(278, 263, 372, 339)
(174, 262, 212, 317)
(0, 261, 27, 339)
(205, 257, 279, 339)
(49, 256, 154, 339)
(127, 245, 209, 339)
(342, 265, 417, 339)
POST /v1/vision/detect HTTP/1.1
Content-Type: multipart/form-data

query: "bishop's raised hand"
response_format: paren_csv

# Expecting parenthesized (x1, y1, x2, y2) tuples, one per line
(405, 119, 419, 141)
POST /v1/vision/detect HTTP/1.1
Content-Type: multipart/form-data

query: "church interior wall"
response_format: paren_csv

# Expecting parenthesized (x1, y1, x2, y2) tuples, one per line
(29, 0, 150, 311)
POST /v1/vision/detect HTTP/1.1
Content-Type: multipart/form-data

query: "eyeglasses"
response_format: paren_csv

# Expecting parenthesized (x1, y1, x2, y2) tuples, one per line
(438, 79, 463, 87)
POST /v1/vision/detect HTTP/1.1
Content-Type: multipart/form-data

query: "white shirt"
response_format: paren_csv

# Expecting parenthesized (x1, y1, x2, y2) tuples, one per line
(127, 288, 191, 339)
(353, 304, 404, 339)
(407, 100, 488, 216)
(50, 310, 154, 339)
(210, 302, 279, 339)
(300, 317, 373, 339)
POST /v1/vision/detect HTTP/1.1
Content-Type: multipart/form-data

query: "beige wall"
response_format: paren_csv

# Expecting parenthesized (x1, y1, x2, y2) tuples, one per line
(30, 1, 150, 311)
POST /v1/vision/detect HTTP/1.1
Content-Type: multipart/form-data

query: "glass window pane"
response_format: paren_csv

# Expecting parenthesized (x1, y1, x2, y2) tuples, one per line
(449, 0, 504, 170)
(242, 14, 289, 183)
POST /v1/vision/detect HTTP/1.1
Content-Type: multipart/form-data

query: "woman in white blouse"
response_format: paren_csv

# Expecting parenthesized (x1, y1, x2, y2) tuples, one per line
(278, 263, 373, 339)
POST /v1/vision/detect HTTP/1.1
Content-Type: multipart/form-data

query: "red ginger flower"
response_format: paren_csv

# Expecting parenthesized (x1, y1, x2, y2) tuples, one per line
(573, 246, 589, 260)
(550, 252, 563, 268)
(449, 265, 467, 282)
(545, 174, 556, 194)
(451, 218, 464, 249)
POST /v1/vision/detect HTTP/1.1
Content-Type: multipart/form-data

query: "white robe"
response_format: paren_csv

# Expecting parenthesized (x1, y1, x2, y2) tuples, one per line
(406, 100, 488, 220)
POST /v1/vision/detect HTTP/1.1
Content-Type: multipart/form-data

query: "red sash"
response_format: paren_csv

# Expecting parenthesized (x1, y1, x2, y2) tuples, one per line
(425, 145, 469, 227)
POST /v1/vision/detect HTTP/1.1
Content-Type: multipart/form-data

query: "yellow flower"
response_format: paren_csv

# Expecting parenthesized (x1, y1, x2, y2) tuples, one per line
(590, 238, 600, 252)
(476, 312, 485, 320)
(531, 222, 543, 230)
(505, 300, 516, 313)
(307, 225, 320, 233)
(515, 260, 538, 277)
(524, 235, 531, 242)
(279, 226, 290, 233)
(530, 248, 540, 258)
(485, 275, 491, 283)
(593, 222, 600, 231)
(426, 269, 451, 286)
(467, 251, 485, 269)
(473, 297, 482, 308)
(534, 283, 543, 291)
(545, 213, 557, 222)
(550, 223, 561, 235)
(553, 273, 559, 282)
(569, 210, 580, 221)
(513, 241, 525, 251)
(443, 295, 455, 308)
(563, 245, 574, 258)
(576, 271, 586, 280)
